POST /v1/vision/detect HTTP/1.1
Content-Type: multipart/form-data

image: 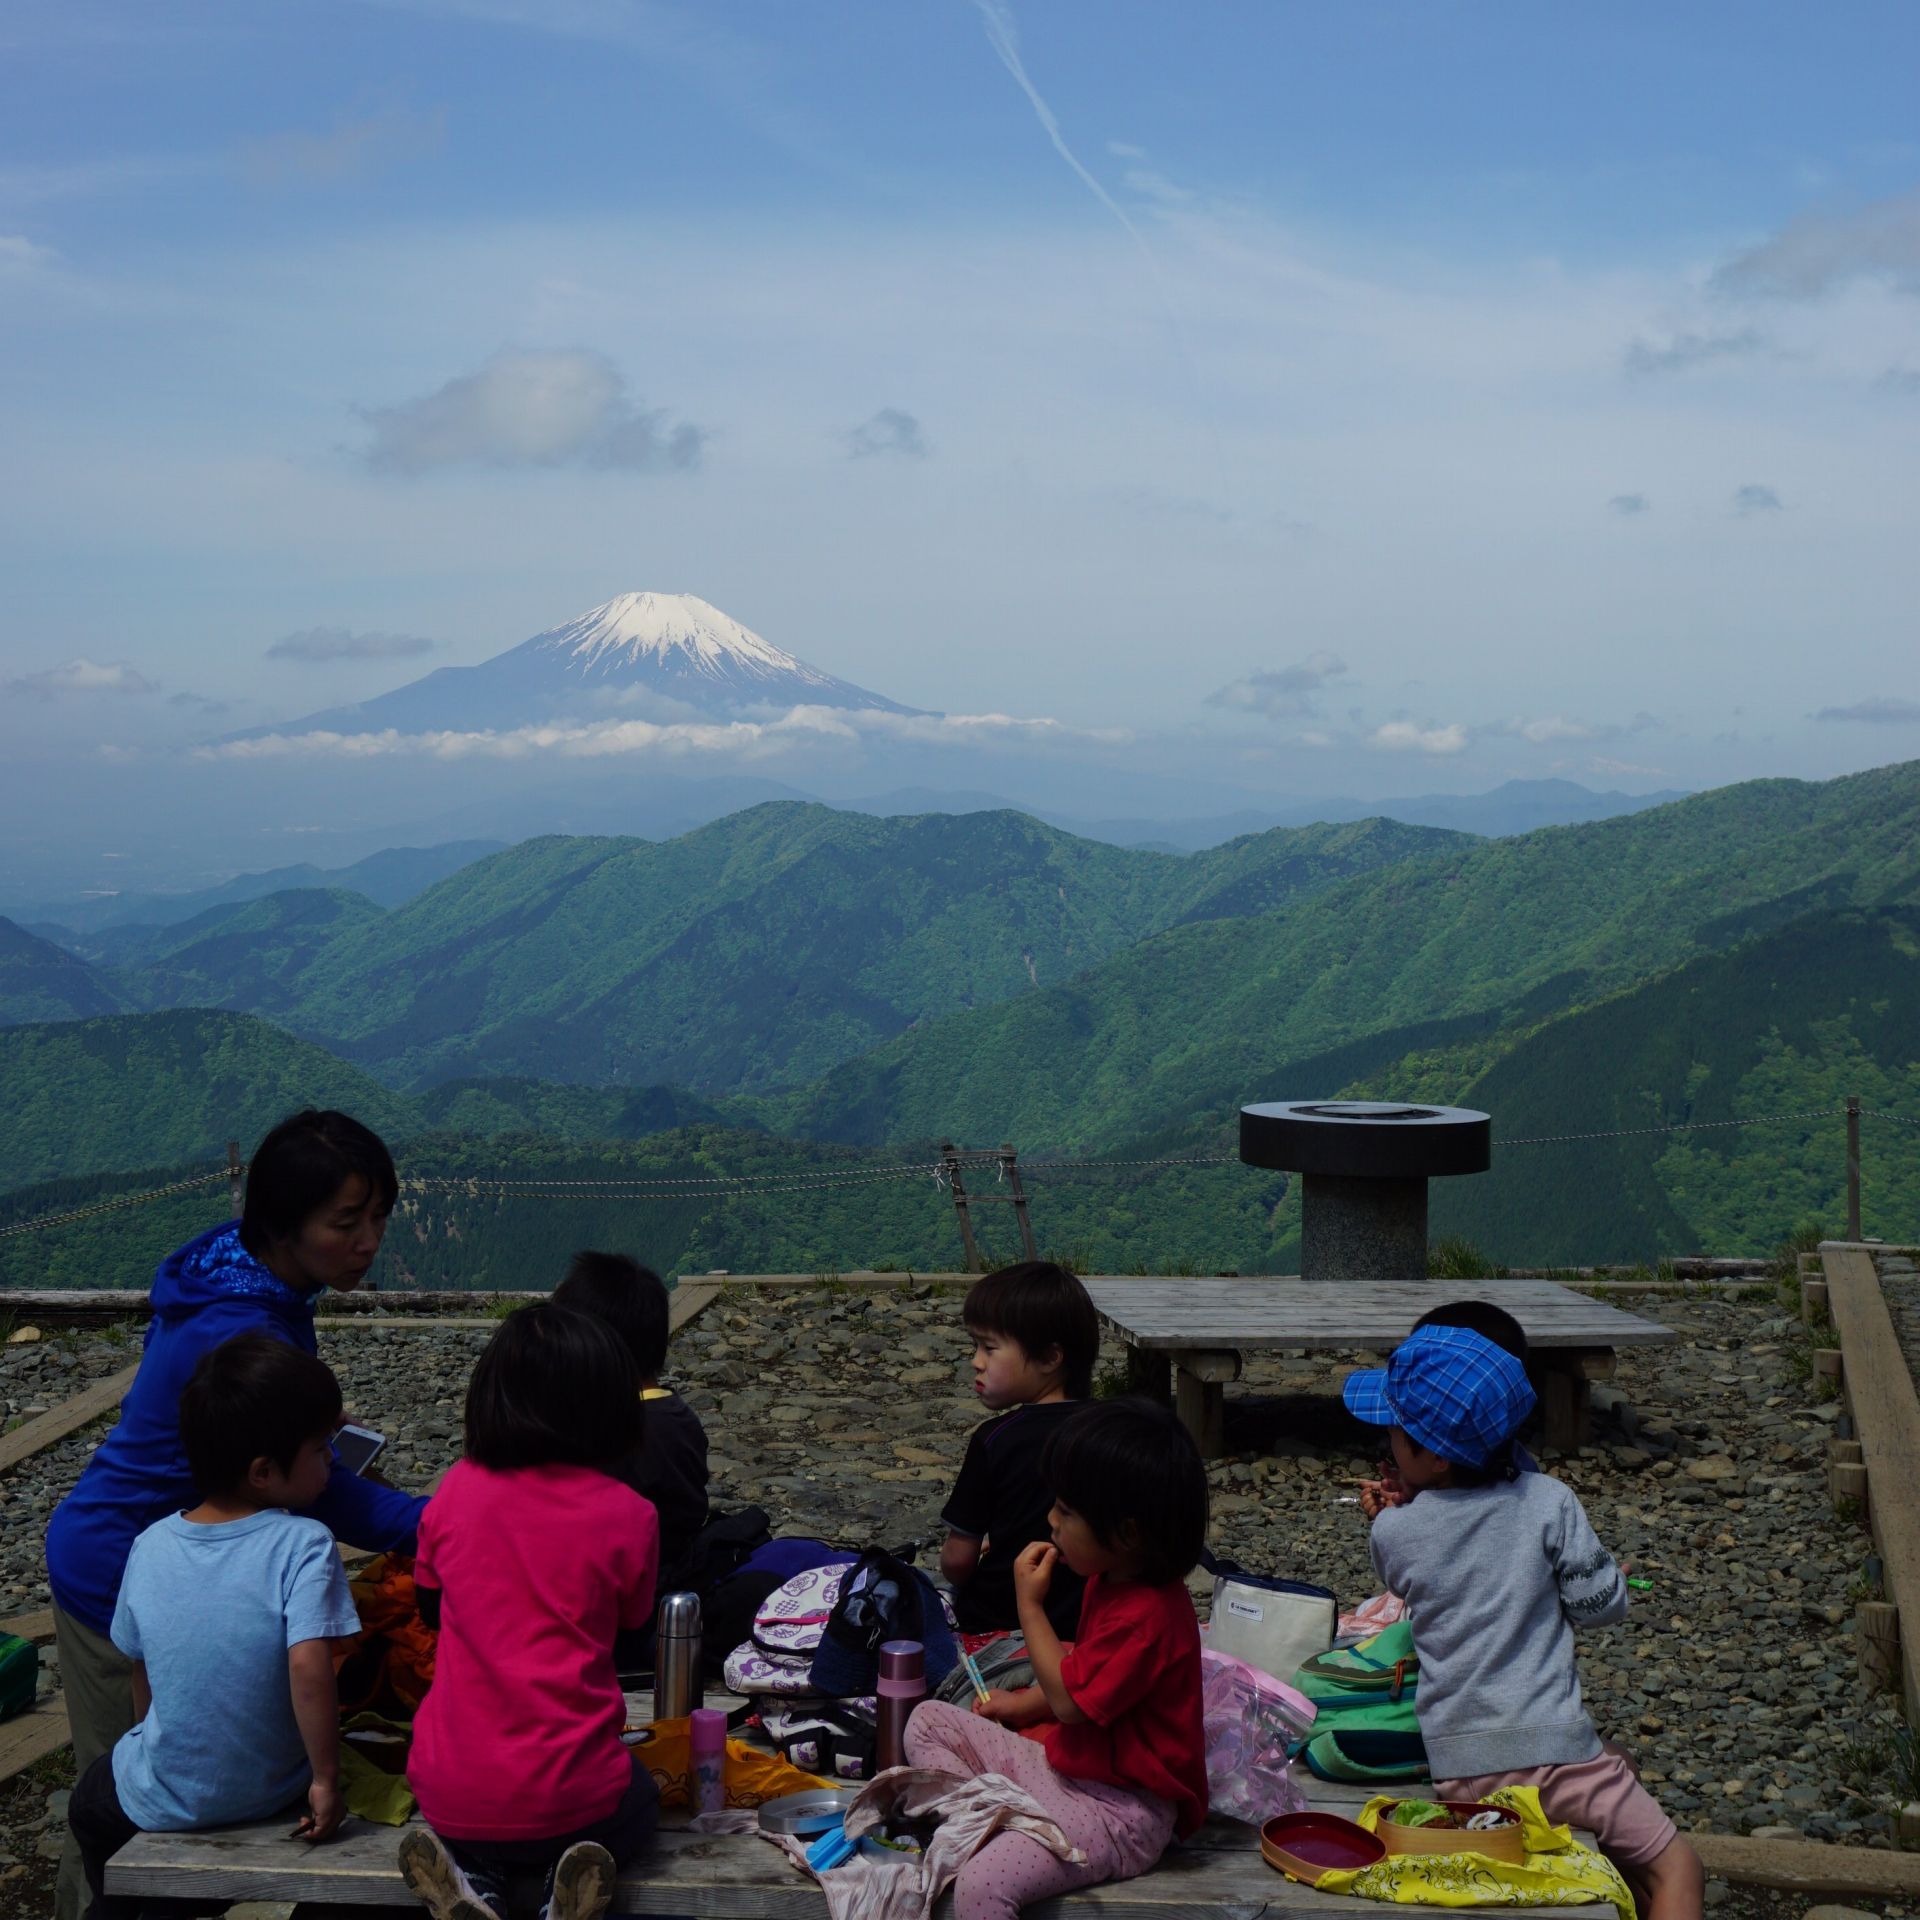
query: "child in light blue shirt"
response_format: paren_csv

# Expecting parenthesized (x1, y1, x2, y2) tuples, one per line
(68, 1334, 362, 1916)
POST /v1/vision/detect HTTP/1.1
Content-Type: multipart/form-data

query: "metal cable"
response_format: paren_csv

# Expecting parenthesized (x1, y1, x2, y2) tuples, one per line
(0, 1170, 228, 1241)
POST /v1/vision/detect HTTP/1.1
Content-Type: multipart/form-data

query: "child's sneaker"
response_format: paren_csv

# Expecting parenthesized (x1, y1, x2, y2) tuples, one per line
(398, 1826, 503, 1920)
(543, 1840, 618, 1920)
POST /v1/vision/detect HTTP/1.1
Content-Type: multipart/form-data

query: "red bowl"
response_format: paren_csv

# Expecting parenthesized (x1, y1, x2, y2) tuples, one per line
(1259, 1812, 1386, 1883)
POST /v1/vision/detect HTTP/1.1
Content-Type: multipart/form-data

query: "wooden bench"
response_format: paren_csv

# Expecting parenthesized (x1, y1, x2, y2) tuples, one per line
(106, 1773, 1612, 1919)
(1084, 1279, 1676, 1458)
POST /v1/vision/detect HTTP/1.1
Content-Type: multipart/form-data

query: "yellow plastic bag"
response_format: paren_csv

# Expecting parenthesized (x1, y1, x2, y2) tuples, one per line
(633, 1718, 837, 1810)
(1312, 1788, 1636, 1920)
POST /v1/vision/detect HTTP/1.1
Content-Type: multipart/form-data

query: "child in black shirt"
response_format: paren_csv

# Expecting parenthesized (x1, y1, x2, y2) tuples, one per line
(940, 1261, 1101, 1642)
(554, 1251, 710, 1592)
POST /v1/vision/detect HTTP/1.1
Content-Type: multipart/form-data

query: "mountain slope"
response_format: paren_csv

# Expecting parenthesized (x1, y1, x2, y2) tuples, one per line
(776, 762, 1920, 1151)
(1419, 907, 1920, 1264)
(0, 919, 124, 1027)
(119, 805, 1469, 1092)
(0, 1010, 421, 1187)
(104, 889, 387, 1014)
(33, 840, 502, 938)
(242, 592, 915, 739)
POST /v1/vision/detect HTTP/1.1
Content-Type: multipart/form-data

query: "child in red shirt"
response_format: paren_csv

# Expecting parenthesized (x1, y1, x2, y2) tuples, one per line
(398, 1303, 659, 1920)
(907, 1399, 1208, 1920)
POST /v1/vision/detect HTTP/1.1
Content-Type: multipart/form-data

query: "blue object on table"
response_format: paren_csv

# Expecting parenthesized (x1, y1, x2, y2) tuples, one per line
(806, 1822, 856, 1872)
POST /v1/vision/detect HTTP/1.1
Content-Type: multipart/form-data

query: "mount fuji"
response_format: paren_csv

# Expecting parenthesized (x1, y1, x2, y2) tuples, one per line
(238, 593, 921, 739)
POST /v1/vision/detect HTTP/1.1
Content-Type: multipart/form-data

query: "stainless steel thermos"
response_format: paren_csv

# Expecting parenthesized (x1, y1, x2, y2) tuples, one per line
(653, 1591, 703, 1723)
(876, 1639, 926, 1770)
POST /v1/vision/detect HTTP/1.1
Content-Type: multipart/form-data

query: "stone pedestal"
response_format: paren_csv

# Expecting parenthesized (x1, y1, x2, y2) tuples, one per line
(1300, 1171, 1429, 1282)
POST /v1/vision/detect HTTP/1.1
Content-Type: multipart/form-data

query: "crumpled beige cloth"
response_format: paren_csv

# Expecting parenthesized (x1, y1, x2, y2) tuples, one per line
(765, 1765, 1086, 1920)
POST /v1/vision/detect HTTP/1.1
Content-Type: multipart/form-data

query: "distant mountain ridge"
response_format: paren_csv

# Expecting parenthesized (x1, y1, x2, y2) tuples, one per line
(233, 592, 917, 741)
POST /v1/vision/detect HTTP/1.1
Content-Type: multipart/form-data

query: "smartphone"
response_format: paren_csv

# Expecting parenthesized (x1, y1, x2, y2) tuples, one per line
(332, 1423, 387, 1475)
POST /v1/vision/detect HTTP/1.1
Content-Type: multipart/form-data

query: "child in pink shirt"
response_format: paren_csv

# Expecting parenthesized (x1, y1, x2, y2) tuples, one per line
(399, 1303, 659, 1920)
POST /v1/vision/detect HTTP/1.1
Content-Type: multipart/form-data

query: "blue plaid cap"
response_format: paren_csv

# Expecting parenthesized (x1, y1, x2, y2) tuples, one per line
(1342, 1324, 1536, 1467)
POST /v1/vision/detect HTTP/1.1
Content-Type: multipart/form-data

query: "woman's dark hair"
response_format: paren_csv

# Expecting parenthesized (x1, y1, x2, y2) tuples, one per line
(240, 1109, 398, 1257)
(554, 1251, 670, 1381)
(465, 1301, 644, 1473)
(963, 1261, 1100, 1399)
(1413, 1299, 1529, 1361)
(179, 1332, 343, 1498)
(1041, 1397, 1208, 1585)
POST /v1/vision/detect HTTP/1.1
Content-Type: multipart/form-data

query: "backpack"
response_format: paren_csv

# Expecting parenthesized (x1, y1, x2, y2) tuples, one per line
(723, 1562, 852, 1697)
(1200, 1547, 1337, 1682)
(808, 1548, 959, 1697)
(0, 1636, 36, 1722)
(703, 1538, 849, 1679)
(1290, 1620, 1426, 1782)
(931, 1632, 1035, 1707)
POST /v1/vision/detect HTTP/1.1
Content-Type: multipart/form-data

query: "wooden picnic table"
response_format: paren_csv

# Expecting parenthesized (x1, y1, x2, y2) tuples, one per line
(105, 1769, 1612, 1920)
(1083, 1279, 1676, 1459)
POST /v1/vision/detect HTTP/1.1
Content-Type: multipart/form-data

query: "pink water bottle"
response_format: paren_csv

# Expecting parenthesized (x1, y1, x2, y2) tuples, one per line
(876, 1640, 926, 1771)
(689, 1707, 727, 1816)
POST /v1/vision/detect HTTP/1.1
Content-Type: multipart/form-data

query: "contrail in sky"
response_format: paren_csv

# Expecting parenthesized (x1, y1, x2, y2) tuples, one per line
(967, 0, 1230, 500)
(970, 0, 1159, 271)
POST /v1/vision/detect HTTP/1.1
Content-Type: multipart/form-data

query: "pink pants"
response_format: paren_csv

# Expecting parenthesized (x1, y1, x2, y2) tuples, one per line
(904, 1702, 1176, 1920)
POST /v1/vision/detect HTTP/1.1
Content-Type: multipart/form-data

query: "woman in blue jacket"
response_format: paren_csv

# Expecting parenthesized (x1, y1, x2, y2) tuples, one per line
(46, 1108, 427, 1920)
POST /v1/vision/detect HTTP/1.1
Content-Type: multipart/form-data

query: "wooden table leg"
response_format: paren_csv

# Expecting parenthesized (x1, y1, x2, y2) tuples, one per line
(1535, 1349, 1613, 1452)
(1170, 1349, 1242, 1461)
(1128, 1346, 1172, 1404)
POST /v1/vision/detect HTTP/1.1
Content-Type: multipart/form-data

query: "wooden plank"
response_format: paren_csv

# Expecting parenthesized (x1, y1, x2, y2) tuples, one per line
(1084, 1280, 1673, 1353)
(0, 1691, 69, 1785)
(669, 1280, 722, 1335)
(0, 1363, 138, 1475)
(1822, 1246, 1920, 1728)
(1693, 1829, 1920, 1897)
(0, 1609, 55, 1644)
(109, 1812, 1604, 1918)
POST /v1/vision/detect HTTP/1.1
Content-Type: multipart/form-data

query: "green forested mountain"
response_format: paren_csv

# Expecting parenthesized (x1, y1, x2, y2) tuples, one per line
(0, 919, 125, 1028)
(414, 1077, 737, 1142)
(0, 1011, 419, 1187)
(777, 764, 1920, 1152)
(99, 805, 1469, 1092)
(104, 889, 387, 1015)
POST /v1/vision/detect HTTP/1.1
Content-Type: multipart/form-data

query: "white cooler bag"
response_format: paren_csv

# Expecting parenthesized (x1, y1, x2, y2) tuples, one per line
(1200, 1550, 1337, 1683)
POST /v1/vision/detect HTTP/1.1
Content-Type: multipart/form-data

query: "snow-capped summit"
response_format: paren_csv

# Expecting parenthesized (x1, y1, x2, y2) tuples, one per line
(234, 591, 919, 740)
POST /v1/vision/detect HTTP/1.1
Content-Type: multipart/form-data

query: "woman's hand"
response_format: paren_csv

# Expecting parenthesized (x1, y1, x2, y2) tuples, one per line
(1012, 1541, 1057, 1608)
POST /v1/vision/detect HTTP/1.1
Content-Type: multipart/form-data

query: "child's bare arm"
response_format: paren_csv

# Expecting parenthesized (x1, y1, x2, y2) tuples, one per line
(130, 1660, 152, 1722)
(940, 1529, 983, 1587)
(1013, 1544, 1088, 1725)
(287, 1639, 344, 1842)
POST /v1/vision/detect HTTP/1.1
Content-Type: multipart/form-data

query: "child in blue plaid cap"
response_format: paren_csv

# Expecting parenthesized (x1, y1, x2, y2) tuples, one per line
(1346, 1325, 1702, 1920)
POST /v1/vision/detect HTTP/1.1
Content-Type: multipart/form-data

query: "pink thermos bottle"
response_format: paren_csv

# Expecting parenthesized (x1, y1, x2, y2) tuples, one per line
(876, 1640, 926, 1770)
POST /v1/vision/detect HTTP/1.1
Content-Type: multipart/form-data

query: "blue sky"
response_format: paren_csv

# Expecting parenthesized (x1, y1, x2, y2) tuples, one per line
(3, 0, 1919, 826)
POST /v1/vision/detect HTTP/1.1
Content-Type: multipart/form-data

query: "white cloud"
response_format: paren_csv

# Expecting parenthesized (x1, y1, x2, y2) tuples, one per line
(1623, 329, 1766, 376)
(1367, 720, 1468, 756)
(359, 348, 707, 475)
(5, 657, 158, 698)
(266, 627, 437, 661)
(1207, 652, 1347, 719)
(1607, 493, 1650, 516)
(1712, 188, 1920, 299)
(1732, 483, 1784, 515)
(845, 408, 928, 460)
(1814, 696, 1920, 725)
(0, 233, 59, 274)
(241, 108, 445, 188)
(196, 702, 1125, 764)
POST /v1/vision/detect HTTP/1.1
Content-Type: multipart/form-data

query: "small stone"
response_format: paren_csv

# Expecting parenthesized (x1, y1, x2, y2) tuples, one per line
(1702, 1881, 1730, 1909)
(1686, 1455, 1740, 1482)
(5, 1328, 40, 1346)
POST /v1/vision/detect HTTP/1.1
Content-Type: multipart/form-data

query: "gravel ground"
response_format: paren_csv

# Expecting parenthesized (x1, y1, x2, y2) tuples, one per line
(0, 1280, 1913, 1910)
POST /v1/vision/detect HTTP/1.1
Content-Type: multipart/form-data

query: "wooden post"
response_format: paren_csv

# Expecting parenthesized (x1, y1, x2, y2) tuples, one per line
(226, 1140, 244, 1219)
(1127, 1347, 1172, 1404)
(1847, 1095, 1862, 1241)
(1803, 1276, 1829, 1322)
(1857, 1600, 1901, 1694)
(1815, 1348, 1845, 1383)
(1170, 1349, 1240, 1460)
(940, 1142, 983, 1274)
(1000, 1145, 1038, 1262)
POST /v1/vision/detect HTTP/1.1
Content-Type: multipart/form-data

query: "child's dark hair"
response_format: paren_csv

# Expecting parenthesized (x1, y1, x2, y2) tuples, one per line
(240, 1109, 398, 1257)
(554, 1251, 670, 1381)
(1041, 1397, 1207, 1585)
(179, 1332, 343, 1498)
(963, 1261, 1099, 1399)
(465, 1301, 644, 1472)
(1413, 1299, 1529, 1362)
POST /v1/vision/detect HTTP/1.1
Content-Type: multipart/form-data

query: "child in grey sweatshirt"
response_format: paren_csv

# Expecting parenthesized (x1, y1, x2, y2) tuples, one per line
(1346, 1325, 1702, 1920)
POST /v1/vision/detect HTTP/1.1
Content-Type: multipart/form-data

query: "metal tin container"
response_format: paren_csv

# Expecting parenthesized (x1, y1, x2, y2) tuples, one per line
(652, 1591, 703, 1725)
(875, 1638, 926, 1771)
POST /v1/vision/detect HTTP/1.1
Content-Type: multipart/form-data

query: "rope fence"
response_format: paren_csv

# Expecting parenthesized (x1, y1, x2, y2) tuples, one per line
(1, 1104, 1915, 1242)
